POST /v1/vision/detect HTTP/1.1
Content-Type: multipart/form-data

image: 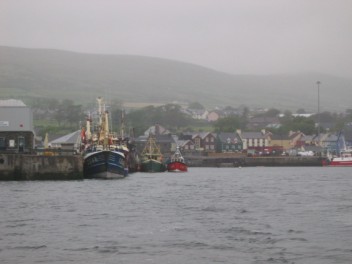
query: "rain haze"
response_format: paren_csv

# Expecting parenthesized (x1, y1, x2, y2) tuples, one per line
(1, 0, 352, 78)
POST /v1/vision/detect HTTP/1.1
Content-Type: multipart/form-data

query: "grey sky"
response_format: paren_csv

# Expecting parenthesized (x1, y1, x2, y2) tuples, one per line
(1, 0, 351, 77)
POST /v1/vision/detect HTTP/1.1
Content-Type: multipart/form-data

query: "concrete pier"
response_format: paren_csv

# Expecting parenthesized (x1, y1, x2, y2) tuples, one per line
(186, 155, 323, 167)
(0, 154, 83, 180)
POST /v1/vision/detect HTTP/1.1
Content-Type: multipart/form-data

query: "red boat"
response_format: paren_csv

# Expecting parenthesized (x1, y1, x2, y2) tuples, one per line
(322, 150, 352, 166)
(167, 147, 188, 172)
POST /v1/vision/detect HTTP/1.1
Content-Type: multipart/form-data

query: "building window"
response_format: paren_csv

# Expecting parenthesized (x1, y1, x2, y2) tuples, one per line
(18, 136, 25, 152)
(210, 137, 214, 142)
(195, 138, 201, 149)
(206, 137, 209, 142)
(0, 137, 5, 150)
(9, 139, 15, 148)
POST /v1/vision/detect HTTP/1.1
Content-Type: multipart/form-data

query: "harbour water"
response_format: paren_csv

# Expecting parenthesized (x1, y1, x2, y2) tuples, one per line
(1, 167, 352, 264)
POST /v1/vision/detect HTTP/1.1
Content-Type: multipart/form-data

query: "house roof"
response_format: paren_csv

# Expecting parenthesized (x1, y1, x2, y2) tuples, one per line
(144, 124, 170, 136)
(301, 135, 316, 141)
(270, 134, 290, 140)
(248, 117, 281, 129)
(50, 130, 81, 145)
(218, 132, 242, 143)
(240, 132, 266, 139)
(0, 99, 26, 107)
(322, 134, 339, 142)
(190, 109, 208, 115)
(192, 132, 216, 139)
(177, 139, 194, 147)
(289, 131, 305, 139)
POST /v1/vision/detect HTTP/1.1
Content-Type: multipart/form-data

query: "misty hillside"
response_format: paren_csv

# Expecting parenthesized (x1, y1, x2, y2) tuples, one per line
(0, 46, 351, 112)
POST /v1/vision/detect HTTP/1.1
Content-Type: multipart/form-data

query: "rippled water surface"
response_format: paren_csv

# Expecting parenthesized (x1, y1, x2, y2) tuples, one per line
(1, 167, 352, 264)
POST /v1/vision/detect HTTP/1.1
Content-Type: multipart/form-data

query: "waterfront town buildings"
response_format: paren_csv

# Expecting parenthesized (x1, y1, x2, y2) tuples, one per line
(2, 98, 345, 158)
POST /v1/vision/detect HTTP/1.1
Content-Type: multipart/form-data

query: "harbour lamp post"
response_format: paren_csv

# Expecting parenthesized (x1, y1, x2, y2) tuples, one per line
(317, 81, 321, 146)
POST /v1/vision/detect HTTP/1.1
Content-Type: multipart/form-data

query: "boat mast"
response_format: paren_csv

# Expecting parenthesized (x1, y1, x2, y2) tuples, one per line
(97, 97, 103, 127)
(121, 110, 125, 140)
(149, 135, 153, 158)
(85, 112, 92, 141)
(96, 97, 109, 148)
(104, 110, 109, 148)
(336, 131, 346, 156)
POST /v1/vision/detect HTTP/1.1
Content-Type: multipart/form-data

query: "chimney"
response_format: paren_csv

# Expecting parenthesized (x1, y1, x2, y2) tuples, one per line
(236, 129, 241, 136)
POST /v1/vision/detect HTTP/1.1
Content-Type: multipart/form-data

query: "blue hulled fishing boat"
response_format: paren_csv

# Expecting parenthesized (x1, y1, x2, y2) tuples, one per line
(82, 97, 128, 179)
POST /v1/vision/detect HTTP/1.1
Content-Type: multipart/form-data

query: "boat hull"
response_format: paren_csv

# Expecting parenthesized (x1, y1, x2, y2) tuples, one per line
(323, 158, 352, 167)
(84, 150, 128, 179)
(140, 159, 166, 172)
(167, 161, 188, 172)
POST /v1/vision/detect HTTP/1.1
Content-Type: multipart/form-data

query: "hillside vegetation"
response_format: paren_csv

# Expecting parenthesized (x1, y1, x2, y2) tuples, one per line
(1, 46, 351, 112)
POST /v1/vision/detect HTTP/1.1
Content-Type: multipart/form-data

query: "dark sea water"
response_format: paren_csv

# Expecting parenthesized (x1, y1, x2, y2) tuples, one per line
(1, 167, 352, 264)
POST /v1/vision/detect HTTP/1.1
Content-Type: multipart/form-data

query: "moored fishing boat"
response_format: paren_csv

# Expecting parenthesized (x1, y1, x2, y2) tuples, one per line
(322, 150, 352, 167)
(82, 97, 128, 179)
(322, 131, 352, 167)
(167, 147, 188, 172)
(84, 149, 128, 179)
(140, 134, 166, 172)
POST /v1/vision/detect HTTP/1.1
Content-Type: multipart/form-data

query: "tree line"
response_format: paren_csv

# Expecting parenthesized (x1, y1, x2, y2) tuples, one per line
(26, 98, 352, 137)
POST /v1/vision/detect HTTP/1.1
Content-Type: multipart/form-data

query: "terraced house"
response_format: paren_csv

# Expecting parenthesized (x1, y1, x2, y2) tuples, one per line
(180, 132, 216, 153)
(216, 132, 243, 153)
(236, 129, 270, 153)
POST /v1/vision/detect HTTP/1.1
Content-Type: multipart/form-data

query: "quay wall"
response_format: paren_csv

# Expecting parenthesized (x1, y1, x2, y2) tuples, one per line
(186, 155, 323, 167)
(0, 154, 83, 181)
(243, 156, 323, 167)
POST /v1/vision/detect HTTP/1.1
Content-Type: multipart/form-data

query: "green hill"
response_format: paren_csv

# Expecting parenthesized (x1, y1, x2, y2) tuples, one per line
(1, 46, 351, 112)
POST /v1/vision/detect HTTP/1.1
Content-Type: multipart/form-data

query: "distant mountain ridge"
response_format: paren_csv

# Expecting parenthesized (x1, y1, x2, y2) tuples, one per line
(0, 46, 351, 112)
